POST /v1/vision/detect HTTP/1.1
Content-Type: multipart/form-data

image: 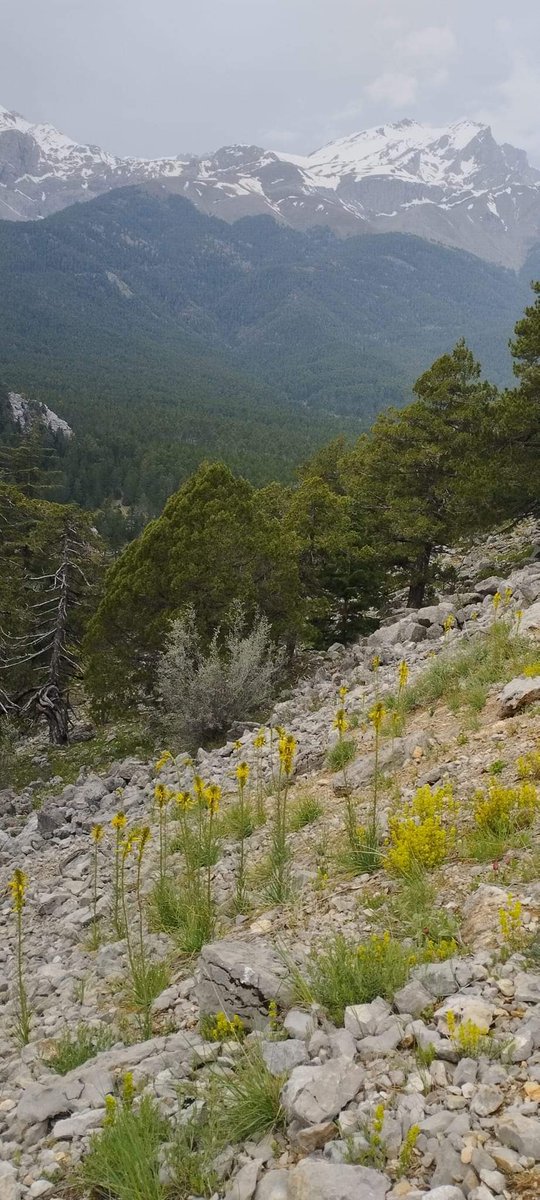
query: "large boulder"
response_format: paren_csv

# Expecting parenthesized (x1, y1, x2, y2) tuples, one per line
(520, 600, 540, 637)
(281, 1058, 364, 1125)
(195, 938, 295, 1029)
(286, 1159, 390, 1200)
(499, 674, 540, 716)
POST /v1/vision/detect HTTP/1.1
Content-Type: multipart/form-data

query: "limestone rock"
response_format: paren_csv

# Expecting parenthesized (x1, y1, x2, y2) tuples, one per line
(196, 938, 295, 1029)
(225, 1160, 261, 1200)
(286, 1159, 390, 1200)
(281, 1058, 364, 1125)
(520, 600, 540, 636)
(461, 885, 511, 950)
(261, 1039, 308, 1076)
(497, 1112, 540, 1159)
(499, 674, 540, 716)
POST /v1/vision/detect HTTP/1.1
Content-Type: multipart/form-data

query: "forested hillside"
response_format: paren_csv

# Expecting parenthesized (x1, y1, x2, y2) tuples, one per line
(0, 187, 531, 513)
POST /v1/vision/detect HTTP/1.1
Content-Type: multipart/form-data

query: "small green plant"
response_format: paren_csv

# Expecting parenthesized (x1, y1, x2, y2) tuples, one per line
(397, 1124, 420, 1177)
(200, 1011, 246, 1042)
(167, 1111, 219, 1198)
(383, 869, 459, 947)
(120, 825, 169, 1036)
(347, 1102, 386, 1170)
(445, 1010, 504, 1059)
(327, 738, 356, 772)
(153, 777, 174, 884)
(79, 1081, 169, 1200)
(299, 932, 413, 1025)
(148, 875, 214, 956)
(210, 1045, 286, 1145)
(499, 893, 528, 956)
(8, 868, 31, 1046)
(289, 794, 323, 830)
(414, 1041, 436, 1069)
(489, 759, 507, 776)
(368, 700, 386, 847)
(43, 1023, 116, 1074)
(385, 784, 457, 875)
(517, 750, 540, 780)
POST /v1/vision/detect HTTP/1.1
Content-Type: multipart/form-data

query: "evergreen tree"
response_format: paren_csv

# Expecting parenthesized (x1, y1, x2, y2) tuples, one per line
(84, 462, 303, 715)
(494, 282, 540, 513)
(345, 341, 498, 607)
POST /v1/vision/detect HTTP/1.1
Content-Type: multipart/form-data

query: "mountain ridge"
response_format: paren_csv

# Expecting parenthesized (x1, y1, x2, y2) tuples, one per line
(1, 106, 540, 267)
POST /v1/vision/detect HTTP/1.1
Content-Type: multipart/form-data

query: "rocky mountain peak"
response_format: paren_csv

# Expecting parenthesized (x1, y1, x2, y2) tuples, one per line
(1, 105, 539, 267)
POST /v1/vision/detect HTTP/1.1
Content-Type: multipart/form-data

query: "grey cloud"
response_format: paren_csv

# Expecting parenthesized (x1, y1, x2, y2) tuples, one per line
(3, 0, 540, 162)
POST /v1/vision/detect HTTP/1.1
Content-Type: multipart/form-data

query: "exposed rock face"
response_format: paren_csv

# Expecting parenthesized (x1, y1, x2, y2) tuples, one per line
(286, 1159, 390, 1200)
(1, 106, 540, 267)
(195, 938, 295, 1028)
(499, 675, 540, 716)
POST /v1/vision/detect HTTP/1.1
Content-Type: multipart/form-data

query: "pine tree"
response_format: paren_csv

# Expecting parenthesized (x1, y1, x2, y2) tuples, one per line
(345, 341, 498, 607)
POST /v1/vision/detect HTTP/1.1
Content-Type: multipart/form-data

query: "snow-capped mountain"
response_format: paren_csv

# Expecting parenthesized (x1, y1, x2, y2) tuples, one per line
(1, 107, 539, 268)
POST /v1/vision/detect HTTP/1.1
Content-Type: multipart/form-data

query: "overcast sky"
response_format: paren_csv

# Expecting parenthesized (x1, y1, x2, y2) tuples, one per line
(4, 0, 540, 163)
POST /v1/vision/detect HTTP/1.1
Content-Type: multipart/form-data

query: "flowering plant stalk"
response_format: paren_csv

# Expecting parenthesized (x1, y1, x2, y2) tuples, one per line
(90, 824, 104, 949)
(111, 811, 127, 937)
(268, 732, 296, 902)
(253, 729, 267, 824)
(234, 763, 250, 912)
(9, 869, 31, 1045)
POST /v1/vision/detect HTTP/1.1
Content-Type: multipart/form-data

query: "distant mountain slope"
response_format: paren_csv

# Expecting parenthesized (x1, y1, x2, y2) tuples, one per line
(1, 106, 540, 267)
(0, 188, 530, 511)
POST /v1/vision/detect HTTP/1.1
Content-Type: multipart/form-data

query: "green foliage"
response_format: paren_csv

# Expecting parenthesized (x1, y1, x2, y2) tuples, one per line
(148, 876, 214, 956)
(383, 870, 460, 947)
(43, 1024, 116, 1074)
(289, 794, 324, 830)
(327, 738, 357, 771)
(209, 1045, 286, 1145)
(78, 1091, 169, 1200)
(300, 932, 413, 1025)
(84, 462, 302, 714)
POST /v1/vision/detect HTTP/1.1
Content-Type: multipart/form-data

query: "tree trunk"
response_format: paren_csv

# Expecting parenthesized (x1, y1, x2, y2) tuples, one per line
(407, 544, 432, 609)
(36, 684, 69, 745)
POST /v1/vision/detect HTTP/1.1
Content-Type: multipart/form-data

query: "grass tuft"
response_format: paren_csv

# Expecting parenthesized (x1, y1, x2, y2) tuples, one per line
(43, 1024, 116, 1075)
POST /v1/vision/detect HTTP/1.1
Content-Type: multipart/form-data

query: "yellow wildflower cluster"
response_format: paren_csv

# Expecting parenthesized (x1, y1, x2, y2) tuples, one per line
(385, 784, 457, 875)
(397, 660, 409, 691)
(111, 811, 127, 831)
(201, 1010, 245, 1042)
(176, 790, 194, 812)
(499, 893, 524, 951)
(446, 1010, 491, 1057)
(473, 781, 538, 835)
(205, 783, 222, 814)
(522, 663, 540, 678)
(91, 824, 104, 843)
(517, 750, 540, 780)
(253, 729, 266, 750)
(443, 614, 455, 633)
(8, 868, 28, 914)
(155, 750, 173, 772)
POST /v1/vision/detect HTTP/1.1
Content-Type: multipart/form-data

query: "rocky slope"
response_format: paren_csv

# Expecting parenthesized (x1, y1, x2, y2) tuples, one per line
(1, 522, 540, 1198)
(1, 107, 539, 267)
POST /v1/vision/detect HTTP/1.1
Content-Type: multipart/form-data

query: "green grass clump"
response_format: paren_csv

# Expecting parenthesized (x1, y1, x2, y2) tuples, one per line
(396, 623, 538, 721)
(289, 794, 324, 830)
(79, 1092, 169, 1200)
(210, 1045, 286, 1145)
(327, 739, 356, 772)
(297, 932, 413, 1025)
(43, 1024, 116, 1074)
(148, 876, 214, 955)
(383, 870, 459, 947)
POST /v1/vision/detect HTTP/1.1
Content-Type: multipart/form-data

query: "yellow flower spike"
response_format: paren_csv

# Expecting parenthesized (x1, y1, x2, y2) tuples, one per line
(155, 750, 173, 772)
(371, 654, 381, 673)
(138, 826, 152, 856)
(398, 660, 409, 690)
(504, 587, 513, 606)
(492, 591, 502, 613)
(369, 701, 386, 732)
(111, 811, 127, 831)
(175, 790, 194, 812)
(193, 775, 207, 803)
(91, 824, 104, 844)
(274, 725, 285, 738)
(253, 729, 266, 749)
(338, 685, 348, 699)
(443, 614, 455, 633)
(236, 761, 250, 787)
(8, 868, 28, 913)
(154, 782, 173, 809)
(278, 732, 297, 775)
(233, 740, 242, 752)
(104, 1094, 117, 1126)
(205, 784, 222, 814)
(333, 707, 349, 734)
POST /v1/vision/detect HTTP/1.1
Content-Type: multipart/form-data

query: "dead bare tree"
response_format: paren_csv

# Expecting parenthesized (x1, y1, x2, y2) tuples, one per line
(1, 517, 97, 744)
